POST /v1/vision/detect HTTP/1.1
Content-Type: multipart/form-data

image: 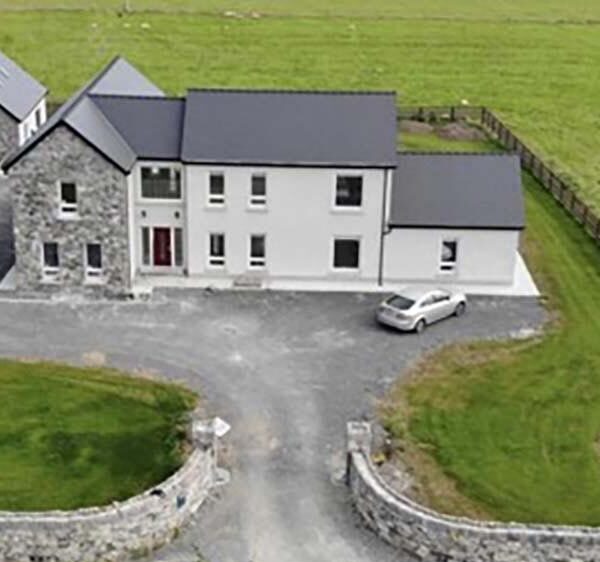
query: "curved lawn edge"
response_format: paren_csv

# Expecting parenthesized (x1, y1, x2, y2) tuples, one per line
(347, 421, 600, 562)
(379, 173, 600, 525)
(0, 358, 198, 511)
(0, 422, 216, 562)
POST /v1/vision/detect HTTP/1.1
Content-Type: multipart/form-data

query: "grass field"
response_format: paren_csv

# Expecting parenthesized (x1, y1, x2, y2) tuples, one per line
(0, 360, 195, 511)
(382, 130, 600, 525)
(0, 7, 598, 210)
(1, 0, 600, 21)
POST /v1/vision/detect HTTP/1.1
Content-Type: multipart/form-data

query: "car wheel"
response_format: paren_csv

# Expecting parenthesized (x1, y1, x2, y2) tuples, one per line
(455, 302, 466, 317)
(415, 319, 426, 334)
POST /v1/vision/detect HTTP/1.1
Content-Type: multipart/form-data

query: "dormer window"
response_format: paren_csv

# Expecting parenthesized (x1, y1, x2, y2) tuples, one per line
(59, 182, 78, 217)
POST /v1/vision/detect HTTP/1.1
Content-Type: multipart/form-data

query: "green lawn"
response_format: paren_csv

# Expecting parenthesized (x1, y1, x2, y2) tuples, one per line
(0, 9, 598, 210)
(1, 0, 600, 21)
(0, 360, 196, 511)
(382, 130, 600, 524)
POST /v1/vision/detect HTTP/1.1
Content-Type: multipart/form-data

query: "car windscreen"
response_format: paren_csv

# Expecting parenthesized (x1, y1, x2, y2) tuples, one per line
(386, 295, 415, 310)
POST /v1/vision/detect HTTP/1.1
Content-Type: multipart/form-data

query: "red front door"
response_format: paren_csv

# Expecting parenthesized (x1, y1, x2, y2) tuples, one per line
(153, 228, 172, 266)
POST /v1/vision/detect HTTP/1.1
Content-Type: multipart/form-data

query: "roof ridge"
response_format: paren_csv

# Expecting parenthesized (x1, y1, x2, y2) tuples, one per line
(90, 93, 184, 101)
(188, 87, 396, 96)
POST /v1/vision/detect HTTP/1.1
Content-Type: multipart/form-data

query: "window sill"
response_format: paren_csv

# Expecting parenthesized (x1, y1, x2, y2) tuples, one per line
(137, 198, 183, 205)
(205, 204, 227, 211)
(41, 274, 60, 285)
(57, 213, 80, 221)
(246, 205, 268, 213)
(330, 207, 364, 215)
(330, 267, 361, 275)
(84, 275, 106, 285)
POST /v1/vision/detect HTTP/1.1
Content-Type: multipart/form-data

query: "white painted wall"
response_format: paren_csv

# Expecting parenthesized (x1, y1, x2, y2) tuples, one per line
(18, 97, 47, 146)
(130, 161, 185, 275)
(184, 165, 387, 287)
(383, 228, 520, 287)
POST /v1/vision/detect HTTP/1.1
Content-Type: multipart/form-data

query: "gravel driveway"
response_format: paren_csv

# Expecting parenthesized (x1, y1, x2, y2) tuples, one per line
(0, 290, 544, 562)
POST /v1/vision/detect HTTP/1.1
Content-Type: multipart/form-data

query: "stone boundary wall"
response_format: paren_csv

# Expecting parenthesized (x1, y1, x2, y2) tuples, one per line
(346, 422, 600, 562)
(0, 426, 217, 562)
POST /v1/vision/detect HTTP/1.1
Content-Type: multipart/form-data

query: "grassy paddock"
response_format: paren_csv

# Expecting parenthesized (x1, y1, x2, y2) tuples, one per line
(0, 10, 598, 210)
(382, 129, 600, 524)
(1, 0, 600, 21)
(0, 360, 196, 511)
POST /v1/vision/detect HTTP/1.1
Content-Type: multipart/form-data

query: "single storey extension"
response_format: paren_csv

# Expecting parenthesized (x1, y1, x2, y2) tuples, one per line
(0, 56, 533, 297)
(0, 50, 48, 159)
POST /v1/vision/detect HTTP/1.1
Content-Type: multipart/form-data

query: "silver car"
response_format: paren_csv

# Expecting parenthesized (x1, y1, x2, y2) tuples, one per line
(376, 287, 467, 333)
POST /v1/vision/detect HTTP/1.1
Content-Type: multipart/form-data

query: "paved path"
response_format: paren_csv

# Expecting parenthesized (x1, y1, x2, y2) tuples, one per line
(0, 291, 544, 562)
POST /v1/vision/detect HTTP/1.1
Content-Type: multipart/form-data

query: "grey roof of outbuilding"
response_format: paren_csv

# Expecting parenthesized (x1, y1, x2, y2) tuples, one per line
(181, 89, 398, 167)
(92, 95, 185, 161)
(389, 153, 525, 229)
(1, 56, 165, 173)
(0, 50, 47, 121)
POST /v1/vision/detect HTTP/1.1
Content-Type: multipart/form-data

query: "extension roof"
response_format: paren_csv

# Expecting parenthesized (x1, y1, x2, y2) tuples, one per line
(181, 89, 398, 167)
(389, 153, 525, 230)
(1, 57, 398, 173)
(1, 56, 165, 172)
(0, 50, 47, 121)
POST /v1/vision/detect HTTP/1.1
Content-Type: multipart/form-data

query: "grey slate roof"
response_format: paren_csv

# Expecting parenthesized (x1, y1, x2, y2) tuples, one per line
(92, 95, 184, 161)
(1, 56, 165, 172)
(181, 89, 398, 167)
(88, 57, 164, 98)
(389, 153, 525, 229)
(0, 50, 47, 121)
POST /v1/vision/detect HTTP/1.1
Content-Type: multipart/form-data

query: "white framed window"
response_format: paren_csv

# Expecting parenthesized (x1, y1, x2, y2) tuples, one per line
(334, 175, 363, 208)
(440, 239, 458, 273)
(59, 181, 78, 217)
(140, 166, 181, 199)
(249, 234, 266, 269)
(85, 243, 103, 281)
(42, 242, 60, 280)
(249, 174, 267, 207)
(333, 237, 360, 270)
(208, 173, 225, 206)
(208, 233, 225, 267)
(35, 107, 43, 129)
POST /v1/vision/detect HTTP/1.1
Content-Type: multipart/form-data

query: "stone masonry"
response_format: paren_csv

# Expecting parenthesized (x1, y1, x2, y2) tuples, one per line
(8, 125, 131, 297)
(0, 423, 217, 562)
(0, 106, 18, 160)
(347, 422, 600, 562)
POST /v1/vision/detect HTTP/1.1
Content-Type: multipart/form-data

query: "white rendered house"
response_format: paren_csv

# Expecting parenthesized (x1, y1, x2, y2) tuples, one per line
(1, 57, 533, 297)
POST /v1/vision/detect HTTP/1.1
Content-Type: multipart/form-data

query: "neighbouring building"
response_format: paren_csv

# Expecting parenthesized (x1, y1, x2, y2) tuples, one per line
(0, 56, 531, 298)
(0, 50, 48, 158)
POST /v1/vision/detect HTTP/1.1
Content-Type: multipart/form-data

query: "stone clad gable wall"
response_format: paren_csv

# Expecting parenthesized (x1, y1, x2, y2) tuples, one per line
(347, 422, 600, 562)
(0, 106, 18, 160)
(9, 125, 131, 296)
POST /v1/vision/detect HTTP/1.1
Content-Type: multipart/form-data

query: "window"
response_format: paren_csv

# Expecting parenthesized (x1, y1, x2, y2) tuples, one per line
(42, 242, 59, 279)
(208, 173, 225, 205)
(141, 167, 181, 199)
(440, 240, 458, 273)
(335, 175, 362, 208)
(250, 174, 267, 207)
(208, 233, 225, 267)
(85, 243, 103, 280)
(58, 181, 78, 217)
(142, 227, 151, 266)
(333, 238, 360, 270)
(249, 234, 266, 268)
(174, 228, 184, 267)
(35, 108, 43, 129)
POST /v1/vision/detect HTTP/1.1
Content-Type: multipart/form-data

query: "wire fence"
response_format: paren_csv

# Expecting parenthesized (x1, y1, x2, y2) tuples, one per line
(399, 105, 600, 247)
